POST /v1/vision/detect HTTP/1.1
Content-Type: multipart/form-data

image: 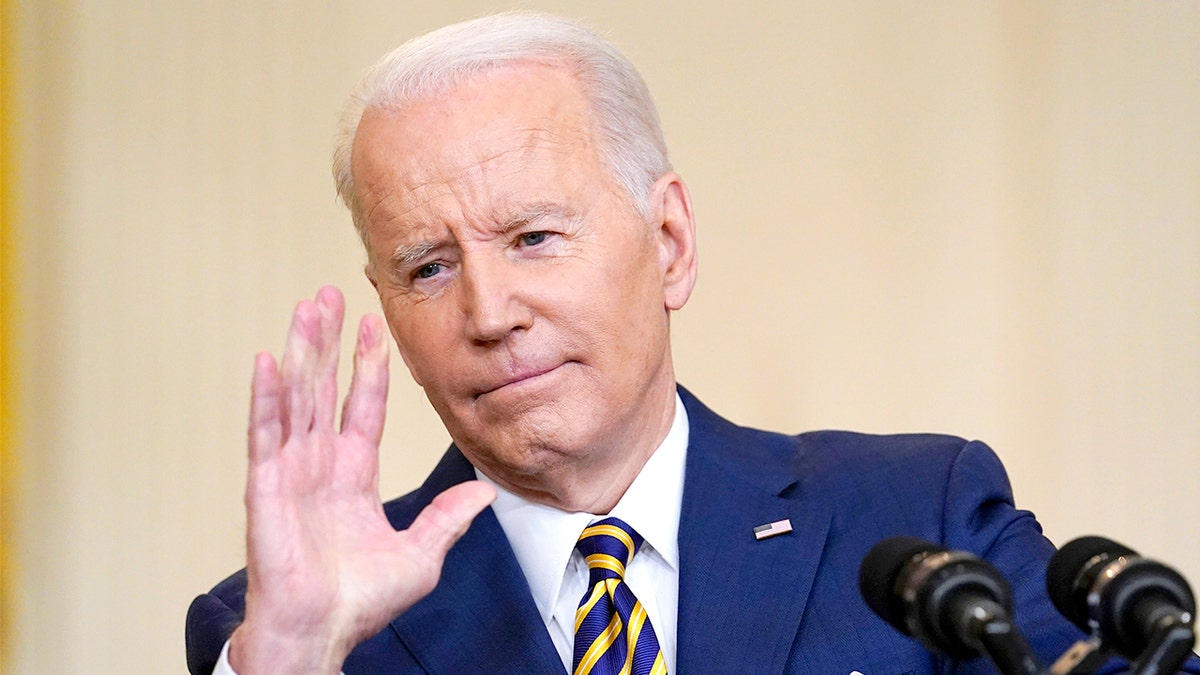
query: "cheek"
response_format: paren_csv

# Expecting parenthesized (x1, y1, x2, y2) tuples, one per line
(384, 303, 452, 389)
(610, 254, 667, 324)
(581, 270, 668, 361)
(388, 325, 426, 387)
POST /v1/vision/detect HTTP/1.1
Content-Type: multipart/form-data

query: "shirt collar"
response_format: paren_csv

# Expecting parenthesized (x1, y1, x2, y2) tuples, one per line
(478, 393, 689, 624)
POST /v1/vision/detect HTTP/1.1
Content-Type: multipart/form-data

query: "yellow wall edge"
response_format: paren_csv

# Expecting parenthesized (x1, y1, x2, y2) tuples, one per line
(1, 0, 19, 667)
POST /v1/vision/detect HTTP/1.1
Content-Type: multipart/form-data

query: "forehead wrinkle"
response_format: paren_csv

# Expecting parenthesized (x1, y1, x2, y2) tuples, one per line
(382, 173, 500, 270)
(471, 123, 591, 176)
(456, 126, 593, 227)
(360, 160, 445, 225)
(518, 124, 593, 163)
(367, 86, 601, 264)
(363, 175, 462, 272)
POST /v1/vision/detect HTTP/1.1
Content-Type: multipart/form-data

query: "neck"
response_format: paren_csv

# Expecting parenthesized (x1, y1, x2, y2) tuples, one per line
(478, 381, 678, 514)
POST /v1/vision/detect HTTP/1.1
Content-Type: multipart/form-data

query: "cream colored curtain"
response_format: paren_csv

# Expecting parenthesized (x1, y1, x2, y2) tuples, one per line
(8, 2, 1198, 672)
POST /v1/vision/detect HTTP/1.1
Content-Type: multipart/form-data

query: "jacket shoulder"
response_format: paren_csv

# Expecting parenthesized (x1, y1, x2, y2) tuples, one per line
(794, 429, 977, 488)
(680, 385, 981, 498)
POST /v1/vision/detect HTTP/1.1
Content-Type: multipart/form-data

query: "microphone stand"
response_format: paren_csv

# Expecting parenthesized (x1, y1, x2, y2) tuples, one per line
(1047, 613, 1195, 675)
(1126, 607, 1196, 675)
(1049, 594, 1196, 675)
(1048, 637, 1112, 675)
(955, 595, 1043, 675)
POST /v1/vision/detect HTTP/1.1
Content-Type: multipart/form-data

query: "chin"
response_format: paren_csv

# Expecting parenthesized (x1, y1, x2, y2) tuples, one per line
(455, 406, 609, 467)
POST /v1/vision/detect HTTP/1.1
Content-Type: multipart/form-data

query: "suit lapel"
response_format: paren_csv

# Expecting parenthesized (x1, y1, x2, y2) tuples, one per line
(385, 391, 829, 674)
(388, 448, 565, 674)
(676, 389, 832, 674)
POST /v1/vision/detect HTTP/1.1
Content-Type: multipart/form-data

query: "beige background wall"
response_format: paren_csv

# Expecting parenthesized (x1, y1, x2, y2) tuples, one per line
(8, 2, 1198, 672)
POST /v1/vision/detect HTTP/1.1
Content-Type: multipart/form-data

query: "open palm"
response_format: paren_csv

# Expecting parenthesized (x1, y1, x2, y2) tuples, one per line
(229, 287, 494, 674)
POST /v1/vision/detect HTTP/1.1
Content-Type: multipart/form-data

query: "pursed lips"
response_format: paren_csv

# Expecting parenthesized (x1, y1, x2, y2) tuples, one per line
(476, 361, 567, 398)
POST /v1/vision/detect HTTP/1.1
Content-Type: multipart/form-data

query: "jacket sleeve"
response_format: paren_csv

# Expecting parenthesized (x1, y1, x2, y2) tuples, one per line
(185, 570, 247, 675)
(940, 440, 1200, 674)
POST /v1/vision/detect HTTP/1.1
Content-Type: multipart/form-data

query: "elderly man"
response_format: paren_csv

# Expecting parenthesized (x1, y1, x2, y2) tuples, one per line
(186, 11, 1197, 675)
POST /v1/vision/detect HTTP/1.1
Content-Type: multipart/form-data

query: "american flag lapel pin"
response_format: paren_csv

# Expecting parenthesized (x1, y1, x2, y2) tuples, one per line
(753, 518, 793, 540)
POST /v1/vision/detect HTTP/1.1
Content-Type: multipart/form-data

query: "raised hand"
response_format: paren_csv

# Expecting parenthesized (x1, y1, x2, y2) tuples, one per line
(228, 286, 495, 674)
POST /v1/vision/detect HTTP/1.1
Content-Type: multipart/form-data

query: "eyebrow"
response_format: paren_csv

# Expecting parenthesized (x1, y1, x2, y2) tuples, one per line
(498, 202, 577, 233)
(388, 203, 580, 269)
(389, 241, 439, 269)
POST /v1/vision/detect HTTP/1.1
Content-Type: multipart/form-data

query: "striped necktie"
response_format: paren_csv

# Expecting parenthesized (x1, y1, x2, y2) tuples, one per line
(572, 517, 667, 675)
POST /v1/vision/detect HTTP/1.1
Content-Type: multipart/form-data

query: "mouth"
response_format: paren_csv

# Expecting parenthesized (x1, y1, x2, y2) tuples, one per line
(476, 362, 567, 399)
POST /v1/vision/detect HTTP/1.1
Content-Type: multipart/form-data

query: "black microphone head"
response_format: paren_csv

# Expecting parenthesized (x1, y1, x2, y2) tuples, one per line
(1048, 536, 1196, 658)
(1047, 535, 1138, 630)
(859, 536, 947, 629)
(860, 536, 1016, 660)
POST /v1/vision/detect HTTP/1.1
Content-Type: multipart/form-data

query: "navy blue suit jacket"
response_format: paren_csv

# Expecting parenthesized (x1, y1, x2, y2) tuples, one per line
(187, 387, 1198, 673)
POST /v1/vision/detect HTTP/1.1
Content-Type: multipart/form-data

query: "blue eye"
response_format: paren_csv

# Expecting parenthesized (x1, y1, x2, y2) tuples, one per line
(519, 231, 549, 247)
(415, 262, 443, 279)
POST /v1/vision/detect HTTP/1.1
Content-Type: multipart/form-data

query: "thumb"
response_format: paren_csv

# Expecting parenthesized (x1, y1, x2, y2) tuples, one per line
(406, 480, 497, 558)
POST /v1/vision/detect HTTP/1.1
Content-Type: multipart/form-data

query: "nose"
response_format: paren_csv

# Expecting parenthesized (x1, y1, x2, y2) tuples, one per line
(458, 252, 533, 344)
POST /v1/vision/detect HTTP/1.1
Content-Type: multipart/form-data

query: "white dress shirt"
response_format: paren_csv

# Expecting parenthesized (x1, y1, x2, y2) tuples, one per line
(214, 395, 688, 675)
(482, 394, 688, 673)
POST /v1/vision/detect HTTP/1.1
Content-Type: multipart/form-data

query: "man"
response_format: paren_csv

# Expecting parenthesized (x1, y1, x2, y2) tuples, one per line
(186, 11, 1197, 675)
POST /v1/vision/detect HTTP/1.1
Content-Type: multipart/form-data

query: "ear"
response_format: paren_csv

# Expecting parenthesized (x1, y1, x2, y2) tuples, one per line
(650, 172, 698, 311)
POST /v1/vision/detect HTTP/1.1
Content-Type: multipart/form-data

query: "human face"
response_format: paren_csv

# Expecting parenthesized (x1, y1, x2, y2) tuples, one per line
(350, 63, 696, 505)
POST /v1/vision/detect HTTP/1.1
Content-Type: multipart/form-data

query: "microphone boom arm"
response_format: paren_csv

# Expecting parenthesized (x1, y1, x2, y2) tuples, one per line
(1127, 606, 1196, 675)
(957, 594, 1043, 675)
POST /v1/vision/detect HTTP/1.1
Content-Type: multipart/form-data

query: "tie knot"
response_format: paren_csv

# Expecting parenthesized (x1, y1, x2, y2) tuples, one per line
(575, 517, 644, 581)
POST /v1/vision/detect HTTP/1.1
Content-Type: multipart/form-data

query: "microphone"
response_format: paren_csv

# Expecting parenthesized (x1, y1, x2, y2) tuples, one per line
(1047, 536, 1196, 673)
(859, 536, 1042, 675)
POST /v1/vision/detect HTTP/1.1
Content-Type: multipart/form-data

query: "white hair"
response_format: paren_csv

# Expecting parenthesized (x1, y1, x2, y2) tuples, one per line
(331, 10, 672, 247)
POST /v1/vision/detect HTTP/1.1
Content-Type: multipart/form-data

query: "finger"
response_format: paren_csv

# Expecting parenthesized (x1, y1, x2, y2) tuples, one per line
(340, 314, 389, 446)
(313, 286, 346, 431)
(280, 299, 321, 441)
(406, 481, 497, 560)
(248, 352, 283, 466)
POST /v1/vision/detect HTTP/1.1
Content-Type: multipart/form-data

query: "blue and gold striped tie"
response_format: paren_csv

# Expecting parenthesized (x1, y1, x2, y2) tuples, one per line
(572, 517, 667, 675)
